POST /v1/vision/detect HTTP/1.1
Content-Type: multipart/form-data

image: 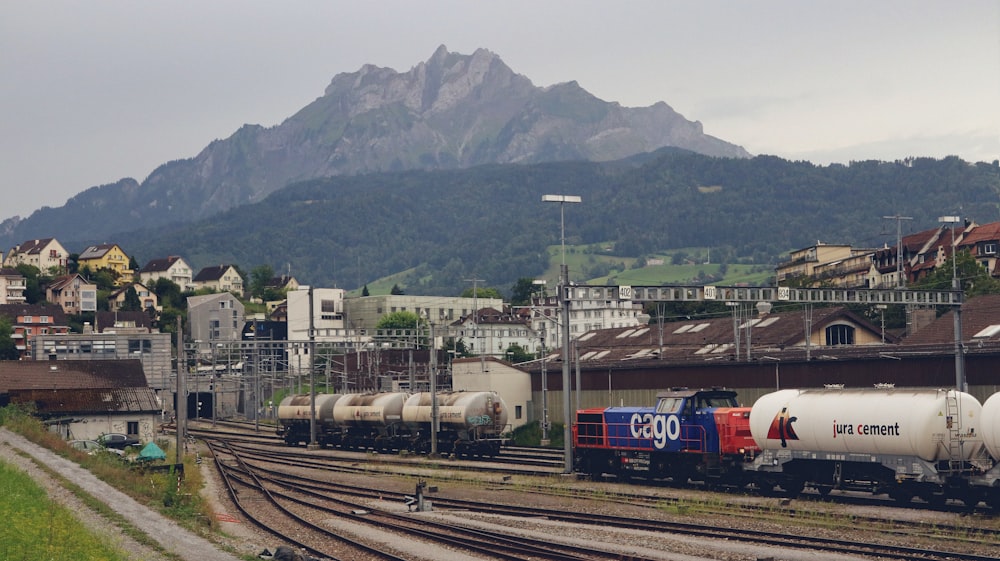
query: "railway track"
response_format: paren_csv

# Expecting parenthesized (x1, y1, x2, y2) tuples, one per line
(209, 438, 657, 561)
(187, 421, 1000, 515)
(204, 436, 999, 560)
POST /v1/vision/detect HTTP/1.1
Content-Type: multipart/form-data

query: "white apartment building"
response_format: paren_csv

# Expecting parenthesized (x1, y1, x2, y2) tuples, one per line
(524, 292, 646, 352)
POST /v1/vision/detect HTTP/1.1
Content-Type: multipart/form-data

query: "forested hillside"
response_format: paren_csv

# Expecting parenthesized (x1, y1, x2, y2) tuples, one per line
(106, 150, 1000, 295)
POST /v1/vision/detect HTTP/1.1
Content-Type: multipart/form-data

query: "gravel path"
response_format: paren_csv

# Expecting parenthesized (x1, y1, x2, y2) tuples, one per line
(0, 428, 244, 561)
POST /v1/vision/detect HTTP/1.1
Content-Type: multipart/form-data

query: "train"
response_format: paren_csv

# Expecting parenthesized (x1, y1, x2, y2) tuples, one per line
(573, 386, 1000, 508)
(276, 390, 509, 457)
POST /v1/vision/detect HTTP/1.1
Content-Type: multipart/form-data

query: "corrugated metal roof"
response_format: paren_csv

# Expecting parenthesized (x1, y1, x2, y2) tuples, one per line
(10, 386, 159, 415)
(0, 360, 148, 393)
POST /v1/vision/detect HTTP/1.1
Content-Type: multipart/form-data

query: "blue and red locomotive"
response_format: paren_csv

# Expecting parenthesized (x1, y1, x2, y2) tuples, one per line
(573, 387, 757, 484)
(574, 386, 1000, 509)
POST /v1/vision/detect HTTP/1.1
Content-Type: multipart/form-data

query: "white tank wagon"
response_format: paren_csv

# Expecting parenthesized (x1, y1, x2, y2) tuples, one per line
(276, 393, 344, 446)
(749, 388, 984, 462)
(968, 393, 1000, 508)
(330, 392, 408, 451)
(981, 393, 1000, 460)
(402, 391, 510, 456)
(746, 387, 987, 504)
(332, 392, 407, 427)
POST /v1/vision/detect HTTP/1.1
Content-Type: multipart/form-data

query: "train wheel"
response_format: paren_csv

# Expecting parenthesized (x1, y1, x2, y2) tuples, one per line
(782, 478, 805, 498)
(958, 492, 982, 509)
(919, 491, 946, 507)
(986, 491, 1000, 510)
(888, 487, 914, 504)
(756, 480, 781, 497)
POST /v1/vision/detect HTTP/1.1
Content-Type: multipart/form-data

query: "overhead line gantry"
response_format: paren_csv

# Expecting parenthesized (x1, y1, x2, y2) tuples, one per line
(559, 284, 961, 307)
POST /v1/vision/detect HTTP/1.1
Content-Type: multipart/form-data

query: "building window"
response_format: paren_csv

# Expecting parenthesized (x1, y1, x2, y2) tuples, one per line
(515, 405, 522, 420)
(127, 421, 139, 436)
(825, 324, 855, 346)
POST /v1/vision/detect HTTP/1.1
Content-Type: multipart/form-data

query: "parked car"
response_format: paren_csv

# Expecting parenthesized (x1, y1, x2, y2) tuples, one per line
(96, 433, 140, 450)
(69, 440, 124, 456)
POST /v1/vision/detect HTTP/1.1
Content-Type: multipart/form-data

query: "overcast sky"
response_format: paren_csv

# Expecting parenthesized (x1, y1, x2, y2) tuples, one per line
(2, 1, 998, 219)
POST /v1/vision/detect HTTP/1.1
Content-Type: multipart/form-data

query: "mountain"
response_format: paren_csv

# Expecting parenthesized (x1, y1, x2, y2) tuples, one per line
(0, 46, 748, 249)
(117, 151, 1000, 295)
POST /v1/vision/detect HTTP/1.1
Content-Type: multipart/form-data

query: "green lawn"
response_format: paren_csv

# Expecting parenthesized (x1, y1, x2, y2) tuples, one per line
(0, 460, 129, 561)
(544, 245, 774, 287)
(358, 244, 775, 296)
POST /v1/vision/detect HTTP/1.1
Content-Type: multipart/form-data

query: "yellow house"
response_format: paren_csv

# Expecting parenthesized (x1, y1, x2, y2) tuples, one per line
(77, 243, 134, 285)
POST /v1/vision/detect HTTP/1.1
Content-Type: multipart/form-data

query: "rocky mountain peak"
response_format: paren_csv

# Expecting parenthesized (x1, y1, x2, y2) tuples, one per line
(2, 47, 750, 248)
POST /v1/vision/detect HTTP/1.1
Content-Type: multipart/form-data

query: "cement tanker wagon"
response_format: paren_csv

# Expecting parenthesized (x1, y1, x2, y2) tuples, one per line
(982, 392, 1000, 461)
(747, 387, 985, 502)
(276, 393, 344, 446)
(970, 392, 1000, 508)
(331, 392, 407, 451)
(402, 391, 509, 456)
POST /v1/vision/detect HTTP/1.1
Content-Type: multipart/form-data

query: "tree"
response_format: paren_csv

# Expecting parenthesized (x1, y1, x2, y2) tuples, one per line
(509, 278, 537, 306)
(0, 316, 19, 360)
(119, 286, 142, 312)
(15, 264, 43, 304)
(916, 251, 1000, 297)
(444, 337, 473, 358)
(249, 265, 275, 300)
(152, 278, 183, 309)
(460, 286, 502, 299)
(362, 284, 370, 297)
(89, 269, 118, 291)
(390, 283, 405, 295)
(375, 310, 424, 345)
(504, 342, 533, 363)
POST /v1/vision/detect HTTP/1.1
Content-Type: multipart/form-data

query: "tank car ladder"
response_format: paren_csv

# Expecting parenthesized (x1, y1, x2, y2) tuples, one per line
(944, 391, 964, 473)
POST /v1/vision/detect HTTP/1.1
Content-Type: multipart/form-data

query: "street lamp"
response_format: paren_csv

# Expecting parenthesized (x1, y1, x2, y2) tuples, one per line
(543, 193, 581, 474)
(938, 215, 965, 391)
(938, 216, 960, 290)
(542, 194, 582, 267)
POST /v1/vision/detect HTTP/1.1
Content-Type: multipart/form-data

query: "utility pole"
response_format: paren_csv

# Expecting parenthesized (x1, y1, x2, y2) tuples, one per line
(560, 263, 573, 473)
(308, 285, 318, 449)
(428, 319, 439, 456)
(883, 214, 913, 288)
(464, 277, 485, 371)
(175, 317, 186, 463)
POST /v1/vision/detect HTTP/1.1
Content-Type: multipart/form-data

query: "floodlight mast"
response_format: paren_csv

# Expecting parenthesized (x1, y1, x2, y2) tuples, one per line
(542, 194, 582, 268)
(938, 215, 965, 392)
(542, 194, 581, 474)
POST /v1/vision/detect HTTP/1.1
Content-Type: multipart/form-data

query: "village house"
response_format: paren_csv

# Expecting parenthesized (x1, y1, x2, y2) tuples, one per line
(138, 255, 194, 290)
(0, 360, 160, 443)
(77, 243, 134, 285)
(0, 303, 70, 359)
(192, 264, 244, 295)
(45, 273, 98, 315)
(3, 238, 68, 274)
(0, 268, 27, 305)
(109, 282, 159, 312)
